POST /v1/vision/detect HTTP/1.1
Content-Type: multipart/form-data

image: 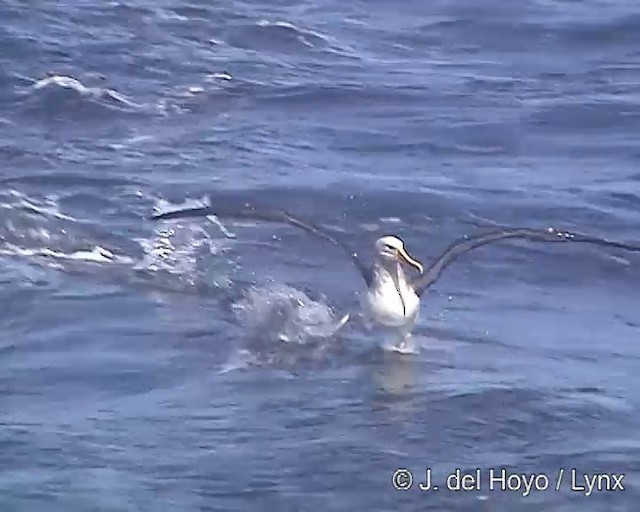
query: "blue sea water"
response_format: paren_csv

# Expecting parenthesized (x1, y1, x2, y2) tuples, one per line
(1, 0, 640, 510)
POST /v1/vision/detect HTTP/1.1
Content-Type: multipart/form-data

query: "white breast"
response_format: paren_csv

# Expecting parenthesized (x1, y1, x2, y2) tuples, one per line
(365, 268, 420, 327)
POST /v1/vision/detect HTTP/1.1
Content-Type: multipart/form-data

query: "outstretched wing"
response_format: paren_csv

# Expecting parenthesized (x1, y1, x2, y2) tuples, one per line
(412, 226, 640, 296)
(150, 203, 373, 286)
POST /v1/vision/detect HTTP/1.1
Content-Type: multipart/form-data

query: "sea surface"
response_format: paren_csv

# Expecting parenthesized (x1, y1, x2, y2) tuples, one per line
(1, 0, 640, 510)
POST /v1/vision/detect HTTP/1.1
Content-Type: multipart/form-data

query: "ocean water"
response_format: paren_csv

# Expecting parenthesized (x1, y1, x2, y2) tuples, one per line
(1, 0, 640, 510)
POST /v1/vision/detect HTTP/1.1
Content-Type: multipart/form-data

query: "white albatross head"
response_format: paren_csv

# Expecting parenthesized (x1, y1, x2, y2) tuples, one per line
(374, 235, 424, 274)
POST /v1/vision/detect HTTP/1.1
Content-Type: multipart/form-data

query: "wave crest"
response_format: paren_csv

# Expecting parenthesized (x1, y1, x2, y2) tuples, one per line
(18, 74, 142, 119)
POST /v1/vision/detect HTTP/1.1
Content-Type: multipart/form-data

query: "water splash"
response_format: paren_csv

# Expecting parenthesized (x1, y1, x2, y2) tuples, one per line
(233, 282, 348, 344)
(221, 282, 349, 371)
(135, 196, 235, 288)
(219, 349, 257, 374)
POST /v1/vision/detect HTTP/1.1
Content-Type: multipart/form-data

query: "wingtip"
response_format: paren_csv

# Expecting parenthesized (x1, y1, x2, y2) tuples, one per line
(147, 207, 210, 222)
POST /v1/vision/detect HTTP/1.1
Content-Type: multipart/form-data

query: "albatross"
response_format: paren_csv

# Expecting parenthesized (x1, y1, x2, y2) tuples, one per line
(150, 202, 639, 352)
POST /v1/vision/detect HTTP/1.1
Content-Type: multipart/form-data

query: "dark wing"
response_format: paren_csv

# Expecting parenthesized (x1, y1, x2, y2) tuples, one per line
(412, 226, 640, 296)
(150, 203, 373, 286)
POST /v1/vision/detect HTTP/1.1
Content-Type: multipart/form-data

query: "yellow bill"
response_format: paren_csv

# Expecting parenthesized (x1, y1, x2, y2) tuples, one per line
(398, 246, 424, 274)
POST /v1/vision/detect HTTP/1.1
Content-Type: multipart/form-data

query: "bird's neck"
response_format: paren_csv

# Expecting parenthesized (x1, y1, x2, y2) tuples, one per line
(374, 259, 410, 292)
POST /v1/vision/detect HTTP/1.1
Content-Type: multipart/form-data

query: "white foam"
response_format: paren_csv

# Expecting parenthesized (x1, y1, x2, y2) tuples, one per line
(31, 74, 139, 108)
(385, 339, 420, 355)
(259, 19, 328, 41)
(0, 244, 133, 264)
(208, 72, 232, 81)
(1, 189, 77, 222)
(205, 215, 236, 239)
(254, 19, 337, 49)
(32, 75, 87, 92)
(153, 8, 188, 21)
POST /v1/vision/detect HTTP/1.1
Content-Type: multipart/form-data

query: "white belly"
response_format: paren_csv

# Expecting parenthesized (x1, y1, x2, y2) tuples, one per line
(365, 279, 420, 328)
